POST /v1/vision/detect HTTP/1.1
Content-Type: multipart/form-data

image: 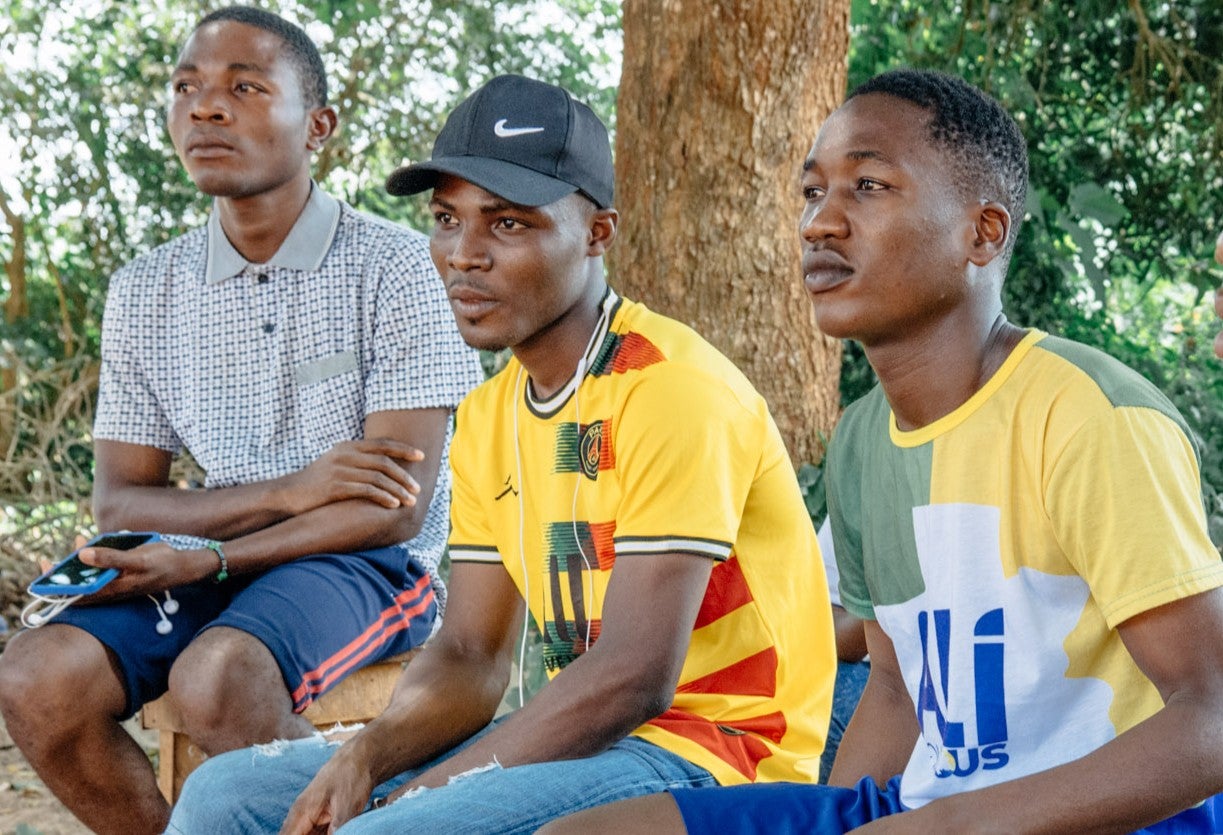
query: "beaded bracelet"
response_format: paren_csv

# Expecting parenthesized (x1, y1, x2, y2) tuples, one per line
(203, 540, 229, 584)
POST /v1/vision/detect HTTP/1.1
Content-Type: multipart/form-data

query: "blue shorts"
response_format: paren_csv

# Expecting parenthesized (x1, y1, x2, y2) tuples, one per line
(50, 545, 437, 719)
(673, 777, 1223, 834)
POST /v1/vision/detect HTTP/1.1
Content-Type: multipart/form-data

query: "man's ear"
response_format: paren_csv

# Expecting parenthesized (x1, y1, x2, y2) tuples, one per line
(587, 208, 619, 256)
(305, 106, 339, 151)
(968, 201, 1011, 267)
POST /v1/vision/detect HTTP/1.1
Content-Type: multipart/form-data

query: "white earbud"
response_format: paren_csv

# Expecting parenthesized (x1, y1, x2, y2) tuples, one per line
(147, 591, 178, 635)
(21, 594, 76, 629)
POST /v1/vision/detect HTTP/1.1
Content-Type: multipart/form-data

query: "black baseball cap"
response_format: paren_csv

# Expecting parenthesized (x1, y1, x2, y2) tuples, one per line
(386, 74, 614, 209)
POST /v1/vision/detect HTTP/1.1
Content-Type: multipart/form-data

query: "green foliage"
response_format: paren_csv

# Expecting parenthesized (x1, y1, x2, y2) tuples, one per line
(842, 0, 1223, 543)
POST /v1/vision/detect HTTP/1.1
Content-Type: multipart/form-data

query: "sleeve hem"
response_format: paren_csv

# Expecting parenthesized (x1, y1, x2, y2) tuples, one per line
(1102, 563, 1223, 629)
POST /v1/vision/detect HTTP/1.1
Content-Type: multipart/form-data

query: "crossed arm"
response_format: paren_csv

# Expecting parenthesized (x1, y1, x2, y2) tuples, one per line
(280, 550, 715, 834)
(80, 407, 451, 599)
(834, 587, 1223, 834)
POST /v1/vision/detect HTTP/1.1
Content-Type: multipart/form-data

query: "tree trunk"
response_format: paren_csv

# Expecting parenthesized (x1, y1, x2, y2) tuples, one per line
(0, 187, 25, 458)
(613, 0, 849, 466)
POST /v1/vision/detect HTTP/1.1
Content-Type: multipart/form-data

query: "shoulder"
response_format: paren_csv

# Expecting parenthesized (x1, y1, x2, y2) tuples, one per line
(328, 203, 433, 279)
(1022, 333, 1193, 443)
(605, 297, 765, 415)
(334, 202, 429, 252)
(109, 228, 208, 291)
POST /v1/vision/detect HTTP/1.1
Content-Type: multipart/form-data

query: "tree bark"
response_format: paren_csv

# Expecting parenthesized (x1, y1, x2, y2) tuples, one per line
(613, 0, 849, 466)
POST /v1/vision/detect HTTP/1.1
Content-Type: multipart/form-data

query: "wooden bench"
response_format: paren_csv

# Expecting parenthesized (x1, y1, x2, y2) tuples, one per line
(140, 650, 416, 803)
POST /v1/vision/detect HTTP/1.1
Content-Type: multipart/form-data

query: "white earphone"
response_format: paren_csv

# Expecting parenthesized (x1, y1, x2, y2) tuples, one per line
(510, 295, 613, 706)
(148, 591, 179, 635)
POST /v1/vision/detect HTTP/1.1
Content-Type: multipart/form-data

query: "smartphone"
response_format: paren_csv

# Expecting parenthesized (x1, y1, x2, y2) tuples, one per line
(28, 532, 161, 596)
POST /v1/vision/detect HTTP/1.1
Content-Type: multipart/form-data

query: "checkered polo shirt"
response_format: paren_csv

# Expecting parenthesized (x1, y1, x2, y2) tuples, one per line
(94, 185, 483, 605)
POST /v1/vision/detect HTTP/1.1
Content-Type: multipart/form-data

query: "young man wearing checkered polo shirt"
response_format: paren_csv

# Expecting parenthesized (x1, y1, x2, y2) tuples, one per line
(0, 7, 481, 834)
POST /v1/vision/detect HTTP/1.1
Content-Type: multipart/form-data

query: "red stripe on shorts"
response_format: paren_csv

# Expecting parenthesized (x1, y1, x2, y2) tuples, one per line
(290, 574, 434, 711)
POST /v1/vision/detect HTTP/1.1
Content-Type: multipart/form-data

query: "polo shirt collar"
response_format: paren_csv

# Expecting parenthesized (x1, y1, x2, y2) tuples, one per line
(204, 183, 341, 284)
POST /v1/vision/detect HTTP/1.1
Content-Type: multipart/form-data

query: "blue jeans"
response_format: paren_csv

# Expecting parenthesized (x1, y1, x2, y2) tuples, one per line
(167, 723, 716, 834)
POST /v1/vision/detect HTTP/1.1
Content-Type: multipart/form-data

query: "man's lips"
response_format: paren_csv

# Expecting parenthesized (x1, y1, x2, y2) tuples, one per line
(186, 135, 237, 158)
(802, 249, 853, 293)
(447, 285, 498, 318)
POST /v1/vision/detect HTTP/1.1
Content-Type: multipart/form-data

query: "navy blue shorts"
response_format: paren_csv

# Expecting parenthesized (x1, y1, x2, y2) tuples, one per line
(673, 776, 1223, 834)
(51, 545, 437, 719)
(673, 776, 905, 834)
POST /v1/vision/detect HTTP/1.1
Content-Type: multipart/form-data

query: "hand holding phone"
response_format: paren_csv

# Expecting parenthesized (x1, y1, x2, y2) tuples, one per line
(28, 532, 162, 597)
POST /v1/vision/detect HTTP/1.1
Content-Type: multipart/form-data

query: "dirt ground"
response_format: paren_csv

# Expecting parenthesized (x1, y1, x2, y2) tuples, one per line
(0, 716, 155, 835)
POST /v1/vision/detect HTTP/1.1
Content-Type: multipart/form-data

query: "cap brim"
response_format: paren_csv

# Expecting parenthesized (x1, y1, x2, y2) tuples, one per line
(385, 156, 579, 207)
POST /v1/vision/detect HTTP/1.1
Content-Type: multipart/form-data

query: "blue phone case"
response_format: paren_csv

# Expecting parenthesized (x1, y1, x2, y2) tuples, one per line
(28, 532, 161, 596)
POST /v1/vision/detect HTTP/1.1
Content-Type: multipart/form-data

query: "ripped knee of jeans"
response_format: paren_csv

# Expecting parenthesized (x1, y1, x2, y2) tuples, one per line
(251, 729, 335, 759)
(319, 721, 365, 745)
(372, 758, 504, 810)
(446, 758, 502, 785)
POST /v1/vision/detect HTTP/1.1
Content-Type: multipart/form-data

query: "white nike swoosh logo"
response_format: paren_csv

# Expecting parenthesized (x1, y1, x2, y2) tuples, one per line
(494, 119, 545, 138)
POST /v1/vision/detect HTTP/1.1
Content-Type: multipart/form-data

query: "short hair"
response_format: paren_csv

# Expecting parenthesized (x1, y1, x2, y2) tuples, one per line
(849, 69, 1028, 258)
(195, 6, 327, 108)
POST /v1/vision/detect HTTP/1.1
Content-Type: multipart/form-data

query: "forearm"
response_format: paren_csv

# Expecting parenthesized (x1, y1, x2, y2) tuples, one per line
(341, 644, 513, 787)
(212, 498, 417, 576)
(827, 666, 917, 788)
(93, 476, 295, 540)
(906, 696, 1223, 834)
(408, 647, 668, 789)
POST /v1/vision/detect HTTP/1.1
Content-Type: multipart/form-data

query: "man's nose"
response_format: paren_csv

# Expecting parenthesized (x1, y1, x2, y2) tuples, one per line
(800, 192, 849, 243)
(446, 227, 492, 272)
(190, 86, 232, 124)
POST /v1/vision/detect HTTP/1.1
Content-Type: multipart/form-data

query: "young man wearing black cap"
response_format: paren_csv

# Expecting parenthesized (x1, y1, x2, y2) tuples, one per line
(167, 73, 837, 835)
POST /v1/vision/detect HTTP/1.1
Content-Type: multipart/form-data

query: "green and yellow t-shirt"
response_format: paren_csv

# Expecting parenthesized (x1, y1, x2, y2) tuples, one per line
(449, 291, 834, 785)
(828, 329, 1223, 810)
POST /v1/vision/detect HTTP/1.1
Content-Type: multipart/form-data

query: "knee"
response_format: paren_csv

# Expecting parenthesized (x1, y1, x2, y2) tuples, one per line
(167, 651, 228, 736)
(0, 629, 112, 732)
(0, 637, 40, 720)
(168, 628, 293, 751)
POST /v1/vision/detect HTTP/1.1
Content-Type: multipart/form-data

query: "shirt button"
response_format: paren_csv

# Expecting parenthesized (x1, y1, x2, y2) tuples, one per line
(263, 322, 275, 334)
(256, 273, 269, 284)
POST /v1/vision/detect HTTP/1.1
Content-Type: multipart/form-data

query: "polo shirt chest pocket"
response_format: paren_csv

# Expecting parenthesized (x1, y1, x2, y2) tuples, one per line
(295, 350, 364, 453)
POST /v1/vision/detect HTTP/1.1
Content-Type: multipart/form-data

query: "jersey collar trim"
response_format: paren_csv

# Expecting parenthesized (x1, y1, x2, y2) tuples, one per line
(523, 288, 621, 419)
(889, 329, 1046, 447)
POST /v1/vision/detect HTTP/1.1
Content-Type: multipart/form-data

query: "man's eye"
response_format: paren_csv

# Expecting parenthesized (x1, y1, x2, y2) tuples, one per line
(496, 218, 526, 230)
(858, 178, 886, 191)
(433, 212, 454, 225)
(802, 186, 825, 201)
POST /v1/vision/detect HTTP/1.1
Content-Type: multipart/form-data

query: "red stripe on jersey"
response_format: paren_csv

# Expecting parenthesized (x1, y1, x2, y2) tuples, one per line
(677, 646, 778, 698)
(589, 520, 618, 570)
(692, 555, 753, 629)
(646, 707, 787, 781)
(610, 332, 665, 373)
(598, 416, 616, 471)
